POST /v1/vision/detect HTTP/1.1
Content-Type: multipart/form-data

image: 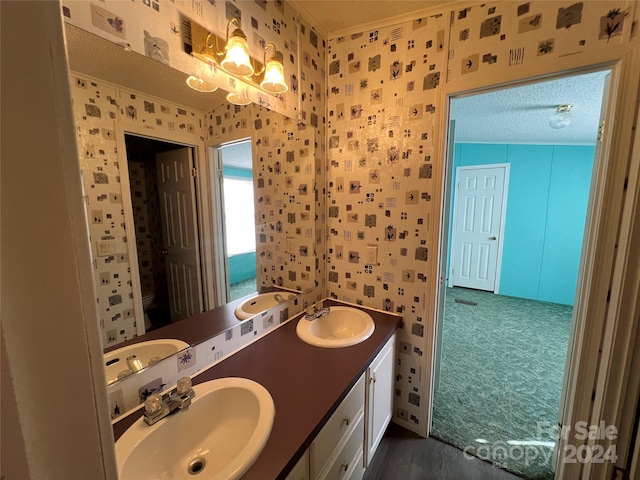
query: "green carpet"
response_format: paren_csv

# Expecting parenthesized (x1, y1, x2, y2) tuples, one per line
(230, 278, 257, 301)
(432, 287, 572, 480)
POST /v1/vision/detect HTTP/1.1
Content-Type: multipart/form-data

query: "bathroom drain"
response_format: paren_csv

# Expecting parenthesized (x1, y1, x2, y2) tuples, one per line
(188, 458, 207, 475)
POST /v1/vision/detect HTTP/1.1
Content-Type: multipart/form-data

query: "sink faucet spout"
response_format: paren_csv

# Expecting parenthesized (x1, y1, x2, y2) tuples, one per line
(304, 304, 331, 320)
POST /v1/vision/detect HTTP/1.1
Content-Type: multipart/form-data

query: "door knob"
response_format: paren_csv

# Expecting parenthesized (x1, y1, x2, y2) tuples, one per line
(489, 236, 497, 240)
(161, 249, 169, 255)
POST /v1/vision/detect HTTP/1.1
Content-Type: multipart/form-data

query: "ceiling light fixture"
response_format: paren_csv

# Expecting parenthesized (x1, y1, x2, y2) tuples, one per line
(185, 75, 218, 92)
(549, 104, 573, 129)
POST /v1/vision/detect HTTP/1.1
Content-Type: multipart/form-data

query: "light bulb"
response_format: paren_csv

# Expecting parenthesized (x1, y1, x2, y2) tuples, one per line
(221, 30, 254, 76)
(260, 52, 288, 94)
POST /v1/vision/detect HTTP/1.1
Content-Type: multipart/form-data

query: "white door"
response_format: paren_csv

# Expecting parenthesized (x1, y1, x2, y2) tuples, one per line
(451, 164, 508, 292)
(156, 148, 203, 322)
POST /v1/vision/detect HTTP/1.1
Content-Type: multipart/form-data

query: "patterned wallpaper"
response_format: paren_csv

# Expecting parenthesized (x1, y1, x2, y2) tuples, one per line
(128, 161, 155, 295)
(62, 0, 326, 123)
(128, 160, 168, 305)
(70, 74, 204, 347)
(447, 1, 635, 83)
(327, 0, 638, 437)
(206, 103, 324, 293)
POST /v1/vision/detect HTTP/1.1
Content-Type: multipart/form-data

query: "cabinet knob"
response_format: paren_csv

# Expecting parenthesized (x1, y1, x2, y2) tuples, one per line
(343, 416, 350, 426)
(372, 374, 377, 383)
(341, 463, 349, 472)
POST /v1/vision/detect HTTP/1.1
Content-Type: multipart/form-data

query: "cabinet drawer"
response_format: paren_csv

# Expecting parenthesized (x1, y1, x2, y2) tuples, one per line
(312, 374, 365, 474)
(318, 415, 364, 480)
(346, 449, 365, 480)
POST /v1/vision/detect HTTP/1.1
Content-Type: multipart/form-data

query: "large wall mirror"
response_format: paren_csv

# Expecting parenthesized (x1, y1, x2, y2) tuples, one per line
(64, 24, 321, 389)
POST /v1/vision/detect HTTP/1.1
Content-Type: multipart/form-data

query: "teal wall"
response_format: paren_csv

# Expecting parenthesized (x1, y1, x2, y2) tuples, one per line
(223, 166, 252, 179)
(228, 252, 256, 284)
(449, 143, 594, 305)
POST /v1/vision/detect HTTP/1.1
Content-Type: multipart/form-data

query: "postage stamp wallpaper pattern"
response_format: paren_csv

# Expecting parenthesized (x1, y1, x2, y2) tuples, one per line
(326, 0, 638, 435)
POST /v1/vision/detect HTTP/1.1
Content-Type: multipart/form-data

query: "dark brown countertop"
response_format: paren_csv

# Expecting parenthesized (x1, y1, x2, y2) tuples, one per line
(112, 300, 399, 479)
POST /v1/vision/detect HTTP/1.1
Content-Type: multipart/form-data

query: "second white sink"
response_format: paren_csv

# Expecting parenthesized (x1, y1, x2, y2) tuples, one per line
(296, 306, 375, 348)
(234, 292, 293, 320)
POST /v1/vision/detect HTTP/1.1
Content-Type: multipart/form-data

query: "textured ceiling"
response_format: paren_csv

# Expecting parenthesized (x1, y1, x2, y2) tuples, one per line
(450, 71, 609, 145)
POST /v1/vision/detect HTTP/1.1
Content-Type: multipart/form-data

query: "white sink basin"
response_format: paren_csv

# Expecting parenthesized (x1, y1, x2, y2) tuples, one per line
(116, 377, 275, 480)
(296, 306, 375, 348)
(234, 292, 293, 320)
(104, 339, 189, 385)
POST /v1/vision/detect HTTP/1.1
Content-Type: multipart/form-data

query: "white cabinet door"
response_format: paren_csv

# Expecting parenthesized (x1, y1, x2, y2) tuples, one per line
(285, 448, 310, 480)
(364, 333, 395, 467)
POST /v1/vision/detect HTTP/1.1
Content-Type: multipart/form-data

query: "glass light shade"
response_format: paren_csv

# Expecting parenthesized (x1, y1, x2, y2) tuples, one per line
(221, 31, 254, 76)
(226, 92, 251, 106)
(260, 53, 288, 94)
(549, 105, 572, 129)
(186, 75, 218, 92)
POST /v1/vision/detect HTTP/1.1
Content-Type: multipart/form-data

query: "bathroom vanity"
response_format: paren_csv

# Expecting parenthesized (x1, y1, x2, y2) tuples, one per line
(112, 300, 399, 479)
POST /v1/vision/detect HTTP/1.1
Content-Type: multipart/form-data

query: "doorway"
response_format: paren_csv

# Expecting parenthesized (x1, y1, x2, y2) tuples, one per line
(125, 134, 205, 331)
(213, 139, 257, 302)
(432, 70, 609, 479)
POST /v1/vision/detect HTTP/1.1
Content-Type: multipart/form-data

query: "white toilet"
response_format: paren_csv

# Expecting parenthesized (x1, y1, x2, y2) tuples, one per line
(142, 292, 154, 330)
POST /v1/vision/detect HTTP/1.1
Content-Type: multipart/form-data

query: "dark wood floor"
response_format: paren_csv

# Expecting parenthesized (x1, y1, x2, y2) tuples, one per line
(363, 423, 522, 480)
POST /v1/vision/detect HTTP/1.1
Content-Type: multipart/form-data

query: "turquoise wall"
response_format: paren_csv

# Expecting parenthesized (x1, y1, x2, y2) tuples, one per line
(449, 143, 594, 305)
(223, 166, 252, 179)
(228, 252, 256, 284)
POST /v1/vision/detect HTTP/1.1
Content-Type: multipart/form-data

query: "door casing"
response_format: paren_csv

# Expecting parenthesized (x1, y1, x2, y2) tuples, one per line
(429, 46, 640, 480)
(115, 123, 217, 337)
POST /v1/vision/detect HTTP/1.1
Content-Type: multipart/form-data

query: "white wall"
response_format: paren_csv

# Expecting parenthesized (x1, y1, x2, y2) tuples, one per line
(1, 2, 116, 478)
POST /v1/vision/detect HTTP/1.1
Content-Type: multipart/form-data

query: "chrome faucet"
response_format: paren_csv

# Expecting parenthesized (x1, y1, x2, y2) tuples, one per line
(143, 376, 196, 426)
(305, 304, 331, 320)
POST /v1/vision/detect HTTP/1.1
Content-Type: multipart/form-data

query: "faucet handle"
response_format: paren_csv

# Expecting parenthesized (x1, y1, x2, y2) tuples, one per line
(176, 376, 192, 396)
(144, 394, 163, 416)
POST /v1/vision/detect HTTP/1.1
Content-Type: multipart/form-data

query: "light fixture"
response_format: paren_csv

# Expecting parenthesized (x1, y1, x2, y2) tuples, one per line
(220, 18, 254, 76)
(199, 18, 253, 77)
(189, 20, 288, 96)
(185, 75, 218, 92)
(549, 104, 573, 129)
(226, 92, 252, 106)
(257, 43, 288, 94)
